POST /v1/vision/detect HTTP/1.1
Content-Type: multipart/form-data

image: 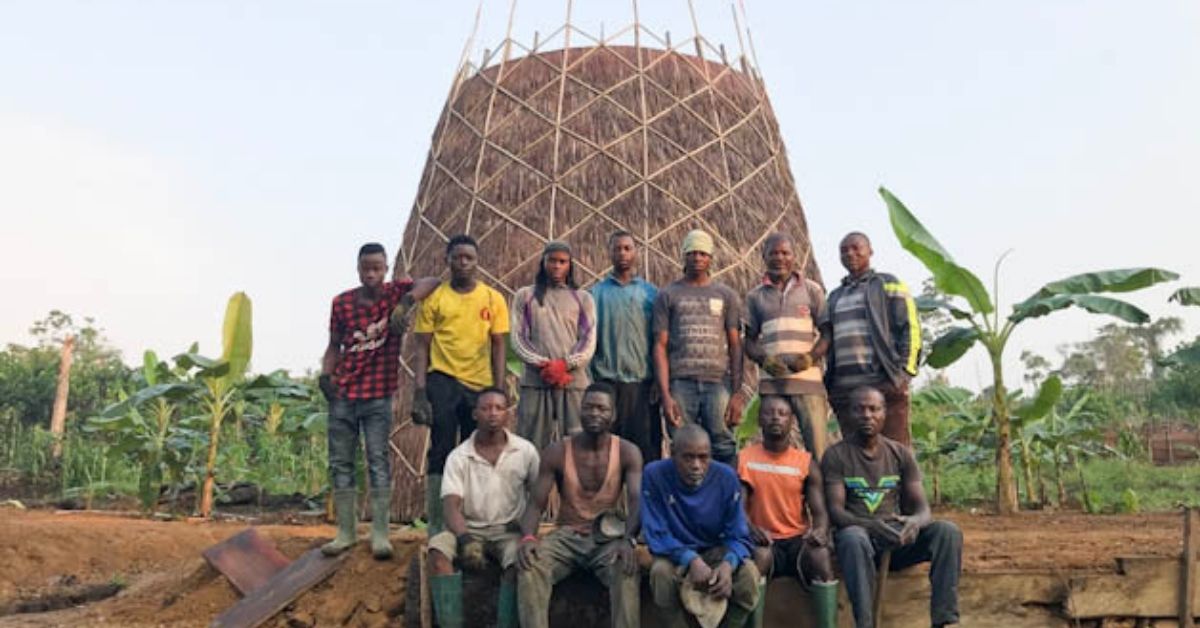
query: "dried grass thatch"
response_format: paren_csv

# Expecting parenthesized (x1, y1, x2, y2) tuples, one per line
(385, 30, 822, 521)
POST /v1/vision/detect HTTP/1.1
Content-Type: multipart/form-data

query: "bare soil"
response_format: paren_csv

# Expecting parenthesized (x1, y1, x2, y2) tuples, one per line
(0, 508, 1185, 627)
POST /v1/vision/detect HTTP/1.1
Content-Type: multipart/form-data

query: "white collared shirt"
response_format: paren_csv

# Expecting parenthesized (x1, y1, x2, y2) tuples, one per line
(441, 429, 540, 528)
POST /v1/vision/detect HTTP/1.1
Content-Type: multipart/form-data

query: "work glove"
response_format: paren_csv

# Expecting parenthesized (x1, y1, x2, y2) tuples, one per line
(785, 353, 815, 373)
(458, 534, 488, 572)
(539, 359, 573, 388)
(412, 387, 433, 426)
(389, 295, 416, 335)
(762, 355, 790, 378)
(318, 374, 337, 403)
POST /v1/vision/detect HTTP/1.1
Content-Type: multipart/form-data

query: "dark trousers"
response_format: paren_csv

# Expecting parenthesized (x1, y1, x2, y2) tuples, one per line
(328, 397, 392, 490)
(830, 378, 911, 446)
(835, 521, 962, 628)
(426, 371, 480, 474)
(601, 379, 662, 463)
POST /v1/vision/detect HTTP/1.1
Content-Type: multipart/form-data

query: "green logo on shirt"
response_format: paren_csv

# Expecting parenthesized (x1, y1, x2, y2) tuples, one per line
(844, 475, 900, 514)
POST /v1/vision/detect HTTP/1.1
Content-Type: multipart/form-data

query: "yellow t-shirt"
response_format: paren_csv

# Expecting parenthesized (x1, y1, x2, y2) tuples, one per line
(414, 282, 510, 390)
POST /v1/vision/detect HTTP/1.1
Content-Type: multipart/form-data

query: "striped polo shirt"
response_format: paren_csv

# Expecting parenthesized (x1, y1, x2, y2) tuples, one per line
(745, 273, 826, 396)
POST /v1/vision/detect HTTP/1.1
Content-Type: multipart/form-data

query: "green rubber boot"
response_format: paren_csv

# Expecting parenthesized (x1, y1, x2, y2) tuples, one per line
(369, 487, 394, 560)
(320, 489, 358, 556)
(425, 473, 444, 534)
(496, 578, 518, 628)
(811, 580, 840, 628)
(430, 572, 463, 628)
(721, 578, 759, 628)
(748, 576, 767, 628)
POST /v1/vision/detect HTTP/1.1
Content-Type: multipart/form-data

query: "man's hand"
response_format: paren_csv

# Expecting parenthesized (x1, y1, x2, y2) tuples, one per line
(389, 296, 416, 335)
(411, 387, 433, 426)
(889, 514, 922, 546)
(662, 396, 683, 428)
(724, 392, 746, 427)
(539, 359, 572, 388)
(804, 526, 830, 548)
(748, 524, 772, 547)
(516, 536, 539, 571)
(458, 534, 487, 572)
(866, 518, 902, 547)
(761, 355, 790, 378)
(686, 557, 713, 589)
(318, 374, 337, 403)
(612, 539, 638, 577)
(708, 561, 734, 599)
(785, 353, 815, 373)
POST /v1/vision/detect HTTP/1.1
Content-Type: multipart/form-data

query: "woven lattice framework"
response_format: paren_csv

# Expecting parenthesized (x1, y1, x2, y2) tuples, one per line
(385, 17, 822, 521)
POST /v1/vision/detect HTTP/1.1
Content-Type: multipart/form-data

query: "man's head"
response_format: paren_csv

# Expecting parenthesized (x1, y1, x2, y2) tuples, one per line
(608, 231, 637, 275)
(580, 382, 616, 435)
(473, 387, 509, 433)
(762, 232, 796, 282)
(445, 234, 479, 283)
(847, 386, 886, 441)
(839, 232, 872, 277)
(681, 229, 714, 279)
(357, 243, 388, 290)
(758, 395, 795, 443)
(671, 424, 712, 488)
(534, 241, 576, 304)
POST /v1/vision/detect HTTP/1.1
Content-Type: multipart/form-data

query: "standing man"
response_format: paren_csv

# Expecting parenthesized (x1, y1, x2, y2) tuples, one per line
(739, 395, 839, 628)
(411, 234, 510, 533)
(643, 424, 759, 628)
(653, 229, 745, 466)
(590, 230, 661, 463)
(816, 232, 920, 445)
(427, 388, 540, 628)
(511, 241, 598, 450)
(516, 382, 644, 628)
(823, 386, 962, 628)
(319, 243, 437, 559)
(744, 232, 830, 459)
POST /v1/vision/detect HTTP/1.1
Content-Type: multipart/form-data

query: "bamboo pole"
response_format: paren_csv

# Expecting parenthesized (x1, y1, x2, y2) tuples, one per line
(49, 335, 75, 462)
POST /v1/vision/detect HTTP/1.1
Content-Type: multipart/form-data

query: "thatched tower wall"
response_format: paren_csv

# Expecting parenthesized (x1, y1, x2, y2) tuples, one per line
(386, 41, 822, 521)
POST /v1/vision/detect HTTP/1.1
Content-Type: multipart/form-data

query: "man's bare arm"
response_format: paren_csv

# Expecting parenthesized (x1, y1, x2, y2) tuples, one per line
(519, 445, 561, 537)
(805, 463, 831, 535)
(443, 495, 468, 537)
(413, 333, 433, 389)
(490, 334, 508, 396)
(322, 332, 340, 376)
(619, 440, 644, 539)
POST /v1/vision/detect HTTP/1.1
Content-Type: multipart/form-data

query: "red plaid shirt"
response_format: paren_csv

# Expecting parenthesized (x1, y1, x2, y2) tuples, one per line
(329, 279, 413, 399)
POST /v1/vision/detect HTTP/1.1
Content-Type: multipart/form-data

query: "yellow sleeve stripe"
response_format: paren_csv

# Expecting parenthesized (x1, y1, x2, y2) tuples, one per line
(884, 281, 921, 374)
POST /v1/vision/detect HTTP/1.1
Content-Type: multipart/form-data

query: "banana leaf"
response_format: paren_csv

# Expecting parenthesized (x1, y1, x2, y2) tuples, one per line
(926, 327, 980, 368)
(1010, 294, 1149, 325)
(1170, 287, 1200, 307)
(1025, 268, 1178, 300)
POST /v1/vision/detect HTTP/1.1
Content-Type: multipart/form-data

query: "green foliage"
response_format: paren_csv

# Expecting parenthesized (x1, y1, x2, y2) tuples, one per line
(1169, 287, 1200, 306)
(734, 394, 762, 447)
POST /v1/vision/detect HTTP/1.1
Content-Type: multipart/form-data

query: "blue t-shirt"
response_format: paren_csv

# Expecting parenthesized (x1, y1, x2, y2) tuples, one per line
(641, 459, 753, 568)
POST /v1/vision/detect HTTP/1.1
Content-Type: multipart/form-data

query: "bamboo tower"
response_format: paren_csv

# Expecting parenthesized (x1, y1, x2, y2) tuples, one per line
(387, 1, 823, 521)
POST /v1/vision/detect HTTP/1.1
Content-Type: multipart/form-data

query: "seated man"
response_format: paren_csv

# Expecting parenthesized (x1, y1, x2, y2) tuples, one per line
(739, 395, 839, 628)
(643, 424, 760, 628)
(516, 382, 644, 628)
(823, 386, 962, 628)
(427, 388, 540, 628)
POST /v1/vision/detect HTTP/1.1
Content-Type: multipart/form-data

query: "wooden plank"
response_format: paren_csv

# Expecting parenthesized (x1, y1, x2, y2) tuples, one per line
(1068, 556, 1200, 618)
(211, 548, 347, 628)
(202, 528, 291, 596)
(1184, 508, 1198, 628)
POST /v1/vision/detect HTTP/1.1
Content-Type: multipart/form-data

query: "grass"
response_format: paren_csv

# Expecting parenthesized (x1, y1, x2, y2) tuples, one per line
(928, 458, 1200, 513)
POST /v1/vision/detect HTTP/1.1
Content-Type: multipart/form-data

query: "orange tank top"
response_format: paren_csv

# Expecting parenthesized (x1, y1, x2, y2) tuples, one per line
(559, 436, 622, 533)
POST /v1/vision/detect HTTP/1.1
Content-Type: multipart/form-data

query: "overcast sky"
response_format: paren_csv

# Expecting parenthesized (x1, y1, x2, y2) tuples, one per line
(2, 1, 1197, 391)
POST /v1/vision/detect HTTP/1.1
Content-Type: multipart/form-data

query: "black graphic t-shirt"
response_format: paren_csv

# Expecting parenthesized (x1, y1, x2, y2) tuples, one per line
(652, 281, 741, 382)
(821, 437, 921, 520)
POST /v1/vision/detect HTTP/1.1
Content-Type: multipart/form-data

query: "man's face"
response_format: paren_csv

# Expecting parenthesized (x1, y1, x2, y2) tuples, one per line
(673, 439, 712, 488)
(447, 244, 478, 282)
(473, 392, 509, 432)
(763, 237, 795, 281)
(683, 250, 711, 277)
(848, 389, 885, 439)
(357, 253, 388, 289)
(609, 236, 637, 274)
(544, 251, 571, 285)
(579, 391, 615, 435)
(839, 235, 872, 276)
(758, 397, 794, 440)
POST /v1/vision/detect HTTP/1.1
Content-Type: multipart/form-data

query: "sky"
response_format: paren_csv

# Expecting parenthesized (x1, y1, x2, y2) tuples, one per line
(2, 1, 1198, 392)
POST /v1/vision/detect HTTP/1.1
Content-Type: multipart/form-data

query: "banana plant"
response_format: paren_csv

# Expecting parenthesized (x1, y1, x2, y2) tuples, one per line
(882, 187, 1178, 513)
(86, 350, 197, 510)
(911, 385, 974, 505)
(1010, 375, 1063, 506)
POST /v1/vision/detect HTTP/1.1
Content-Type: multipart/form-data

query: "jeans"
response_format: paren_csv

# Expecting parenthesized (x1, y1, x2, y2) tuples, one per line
(426, 372, 480, 475)
(835, 521, 962, 628)
(327, 397, 393, 490)
(669, 378, 736, 465)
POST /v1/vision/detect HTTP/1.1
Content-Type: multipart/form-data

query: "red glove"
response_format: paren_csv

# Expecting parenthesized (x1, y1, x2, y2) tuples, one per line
(539, 359, 572, 388)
